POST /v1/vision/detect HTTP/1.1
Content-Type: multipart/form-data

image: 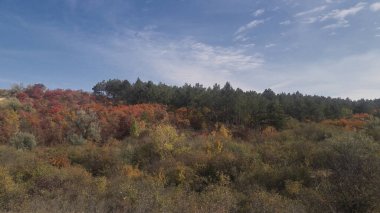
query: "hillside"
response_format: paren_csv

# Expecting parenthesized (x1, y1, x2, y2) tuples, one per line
(0, 82, 379, 212)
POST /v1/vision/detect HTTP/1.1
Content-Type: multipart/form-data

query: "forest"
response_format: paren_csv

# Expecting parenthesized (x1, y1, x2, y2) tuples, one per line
(0, 80, 380, 212)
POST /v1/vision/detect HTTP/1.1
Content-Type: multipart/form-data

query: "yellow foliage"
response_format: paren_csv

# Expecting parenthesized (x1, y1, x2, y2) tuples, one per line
(151, 124, 183, 156)
(206, 142, 212, 156)
(122, 165, 143, 179)
(0, 110, 20, 143)
(261, 126, 278, 138)
(218, 124, 231, 139)
(215, 140, 223, 153)
(212, 123, 232, 139)
(152, 124, 180, 145)
(285, 180, 302, 195)
(175, 165, 186, 184)
(205, 140, 224, 155)
(158, 168, 167, 183)
(94, 176, 108, 193)
(0, 167, 16, 195)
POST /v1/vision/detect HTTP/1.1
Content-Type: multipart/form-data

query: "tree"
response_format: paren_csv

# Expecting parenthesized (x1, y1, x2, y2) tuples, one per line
(10, 132, 37, 150)
(71, 110, 101, 143)
(0, 109, 20, 144)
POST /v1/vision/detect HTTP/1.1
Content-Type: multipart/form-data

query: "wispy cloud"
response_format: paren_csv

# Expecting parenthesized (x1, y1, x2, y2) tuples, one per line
(235, 19, 265, 35)
(319, 2, 366, 29)
(253, 9, 265, 17)
(294, 3, 367, 29)
(279, 20, 291, 25)
(322, 20, 349, 29)
(370, 2, 380, 11)
(325, 0, 343, 4)
(1, 0, 379, 99)
(321, 2, 366, 21)
(301, 17, 319, 24)
(91, 30, 264, 87)
(295, 6, 327, 17)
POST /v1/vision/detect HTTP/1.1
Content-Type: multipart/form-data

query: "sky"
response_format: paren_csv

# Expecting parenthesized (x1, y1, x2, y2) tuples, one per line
(0, 0, 380, 99)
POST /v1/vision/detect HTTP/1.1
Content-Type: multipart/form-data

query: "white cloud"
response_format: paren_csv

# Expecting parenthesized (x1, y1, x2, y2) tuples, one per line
(319, 2, 366, 29)
(267, 50, 380, 99)
(301, 17, 319, 24)
(322, 19, 349, 29)
(293, 6, 327, 25)
(235, 19, 265, 35)
(253, 9, 265, 17)
(233, 34, 249, 42)
(279, 20, 291, 25)
(293, 2, 365, 28)
(370, 2, 380, 11)
(325, 0, 344, 4)
(321, 2, 366, 21)
(98, 33, 380, 99)
(92, 31, 264, 88)
(265, 43, 276, 48)
(295, 6, 327, 17)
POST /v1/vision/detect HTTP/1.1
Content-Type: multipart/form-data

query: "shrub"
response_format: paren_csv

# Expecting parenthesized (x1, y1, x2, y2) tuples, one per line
(241, 190, 306, 213)
(0, 166, 28, 211)
(10, 132, 37, 150)
(130, 119, 145, 138)
(315, 133, 380, 212)
(150, 124, 183, 159)
(68, 133, 86, 146)
(0, 166, 18, 208)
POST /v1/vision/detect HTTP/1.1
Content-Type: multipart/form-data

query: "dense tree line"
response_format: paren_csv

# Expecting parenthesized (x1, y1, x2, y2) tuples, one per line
(93, 79, 380, 129)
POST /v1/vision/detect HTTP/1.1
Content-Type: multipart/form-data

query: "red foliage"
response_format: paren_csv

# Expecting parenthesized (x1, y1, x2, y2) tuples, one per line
(352, 113, 370, 120)
(321, 113, 370, 131)
(11, 87, 169, 145)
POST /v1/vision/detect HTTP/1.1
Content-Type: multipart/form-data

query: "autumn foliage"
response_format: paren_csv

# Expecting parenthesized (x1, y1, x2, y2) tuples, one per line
(0, 83, 379, 212)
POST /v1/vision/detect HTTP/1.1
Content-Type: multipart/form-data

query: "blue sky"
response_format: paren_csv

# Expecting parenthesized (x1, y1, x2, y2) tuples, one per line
(0, 0, 380, 99)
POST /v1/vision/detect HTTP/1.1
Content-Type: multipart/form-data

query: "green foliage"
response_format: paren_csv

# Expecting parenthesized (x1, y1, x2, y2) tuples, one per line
(93, 79, 380, 128)
(74, 110, 101, 142)
(68, 133, 86, 145)
(315, 134, 380, 212)
(365, 118, 380, 142)
(130, 119, 145, 138)
(10, 132, 37, 150)
(68, 145, 121, 176)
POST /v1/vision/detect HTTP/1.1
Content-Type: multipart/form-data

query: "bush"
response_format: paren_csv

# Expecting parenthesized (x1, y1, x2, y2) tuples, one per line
(0, 166, 19, 209)
(150, 124, 183, 159)
(314, 134, 380, 212)
(68, 133, 86, 146)
(10, 132, 37, 150)
(241, 190, 306, 213)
